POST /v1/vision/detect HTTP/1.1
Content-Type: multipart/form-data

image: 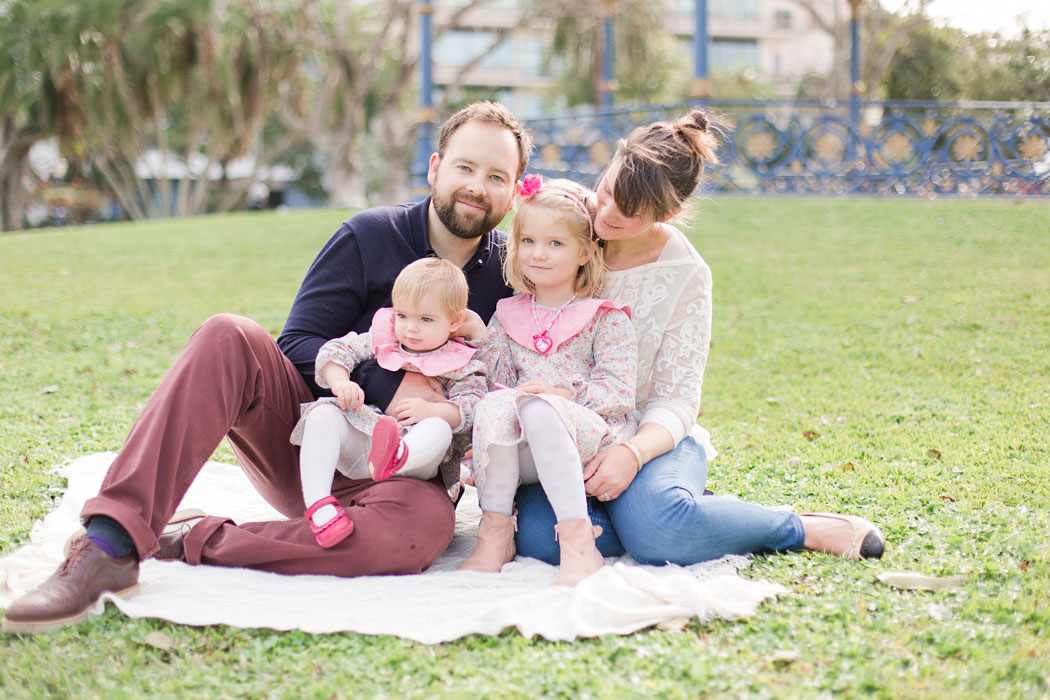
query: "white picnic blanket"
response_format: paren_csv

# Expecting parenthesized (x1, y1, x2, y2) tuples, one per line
(0, 453, 785, 642)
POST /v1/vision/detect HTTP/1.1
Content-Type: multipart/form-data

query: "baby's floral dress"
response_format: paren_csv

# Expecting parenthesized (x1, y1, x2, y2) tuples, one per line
(290, 307, 486, 492)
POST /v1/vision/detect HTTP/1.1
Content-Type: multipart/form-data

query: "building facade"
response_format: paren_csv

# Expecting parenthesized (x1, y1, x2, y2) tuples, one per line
(430, 0, 836, 117)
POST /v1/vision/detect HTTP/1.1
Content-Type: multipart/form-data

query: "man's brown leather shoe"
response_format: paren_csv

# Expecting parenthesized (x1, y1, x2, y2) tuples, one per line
(2, 537, 139, 635)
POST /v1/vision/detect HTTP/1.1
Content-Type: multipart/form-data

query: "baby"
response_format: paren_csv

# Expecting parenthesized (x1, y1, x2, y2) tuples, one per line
(290, 257, 487, 547)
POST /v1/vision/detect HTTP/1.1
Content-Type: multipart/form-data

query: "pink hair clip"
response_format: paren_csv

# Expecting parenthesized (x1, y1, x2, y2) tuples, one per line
(517, 173, 542, 198)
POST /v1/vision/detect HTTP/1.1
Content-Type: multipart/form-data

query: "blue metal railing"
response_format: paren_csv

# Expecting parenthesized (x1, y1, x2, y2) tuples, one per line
(519, 99, 1050, 196)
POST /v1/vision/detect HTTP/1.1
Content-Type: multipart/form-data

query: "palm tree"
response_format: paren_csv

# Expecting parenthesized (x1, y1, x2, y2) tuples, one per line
(544, 0, 678, 108)
(0, 0, 72, 230)
(14, 0, 301, 221)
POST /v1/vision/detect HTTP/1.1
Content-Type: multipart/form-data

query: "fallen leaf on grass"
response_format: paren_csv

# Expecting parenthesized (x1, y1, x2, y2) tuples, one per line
(876, 571, 967, 591)
(768, 650, 799, 667)
(839, 462, 855, 471)
(39, 385, 59, 395)
(143, 631, 176, 651)
(926, 448, 942, 459)
(802, 430, 820, 440)
(940, 495, 956, 502)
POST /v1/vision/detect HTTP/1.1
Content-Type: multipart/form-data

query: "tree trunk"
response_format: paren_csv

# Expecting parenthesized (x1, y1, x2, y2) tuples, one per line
(374, 110, 414, 205)
(0, 121, 34, 232)
(0, 155, 27, 231)
(324, 147, 367, 209)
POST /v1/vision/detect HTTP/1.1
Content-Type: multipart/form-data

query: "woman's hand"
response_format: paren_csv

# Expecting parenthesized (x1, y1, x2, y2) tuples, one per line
(582, 444, 638, 502)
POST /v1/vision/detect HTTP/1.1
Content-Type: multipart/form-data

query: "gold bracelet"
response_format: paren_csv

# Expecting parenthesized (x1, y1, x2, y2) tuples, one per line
(618, 441, 644, 472)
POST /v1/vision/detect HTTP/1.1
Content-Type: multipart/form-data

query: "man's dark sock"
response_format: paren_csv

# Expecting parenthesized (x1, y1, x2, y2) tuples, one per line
(84, 515, 136, 559)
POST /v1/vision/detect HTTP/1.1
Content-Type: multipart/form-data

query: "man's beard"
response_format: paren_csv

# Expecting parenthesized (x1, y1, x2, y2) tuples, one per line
(432, 187, 504, 240)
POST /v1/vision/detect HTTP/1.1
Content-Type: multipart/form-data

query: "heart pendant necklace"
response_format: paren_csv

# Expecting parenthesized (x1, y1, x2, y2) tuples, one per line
(531, 294, 577, 354)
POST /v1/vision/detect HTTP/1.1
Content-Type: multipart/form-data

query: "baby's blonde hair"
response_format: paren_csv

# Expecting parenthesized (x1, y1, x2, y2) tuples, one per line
(391, 258, 469, 317)
(505, 177, 604, 297)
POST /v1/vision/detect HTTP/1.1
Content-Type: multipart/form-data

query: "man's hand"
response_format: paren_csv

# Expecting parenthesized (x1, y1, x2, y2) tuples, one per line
(330, 378, 365, 410)
(455, 309, 487, 342)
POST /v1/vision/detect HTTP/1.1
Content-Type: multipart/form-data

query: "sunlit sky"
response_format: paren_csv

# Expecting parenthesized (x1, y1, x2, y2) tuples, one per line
(881, 0, 1050, 36)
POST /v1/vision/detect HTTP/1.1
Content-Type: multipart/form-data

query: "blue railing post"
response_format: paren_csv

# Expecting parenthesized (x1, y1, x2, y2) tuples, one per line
(848, 0, 862, 126)
(692, 0, 711, 98)
(412, 0, 436, 198)
(600, 1, 616, 110)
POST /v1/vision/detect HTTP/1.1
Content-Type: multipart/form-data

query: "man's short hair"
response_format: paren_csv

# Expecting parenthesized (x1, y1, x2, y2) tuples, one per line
(437, 101, 533, 180)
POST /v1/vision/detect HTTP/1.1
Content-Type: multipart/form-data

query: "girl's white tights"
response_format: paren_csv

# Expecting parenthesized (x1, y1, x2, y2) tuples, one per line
(300, 406, 454, 527)
(476, 397, 588, 522)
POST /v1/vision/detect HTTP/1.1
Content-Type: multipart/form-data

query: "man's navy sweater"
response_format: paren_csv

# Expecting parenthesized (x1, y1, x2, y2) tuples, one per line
(277, 197, 513, 404)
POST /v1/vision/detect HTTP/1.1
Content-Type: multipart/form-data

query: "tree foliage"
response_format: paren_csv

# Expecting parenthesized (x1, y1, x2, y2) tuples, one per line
(0, 0, 64, 230)
(0, 0, 304, 227)
(960, 29, 1050, 102)
(884, 24, 965, 100)
(882, 22, 1050, 102)
(790, 0, 932, 99)
(544, 0, 681, 108)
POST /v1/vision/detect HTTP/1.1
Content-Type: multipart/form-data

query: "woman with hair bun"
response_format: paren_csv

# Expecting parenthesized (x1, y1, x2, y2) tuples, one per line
(513, 110, 886, 565)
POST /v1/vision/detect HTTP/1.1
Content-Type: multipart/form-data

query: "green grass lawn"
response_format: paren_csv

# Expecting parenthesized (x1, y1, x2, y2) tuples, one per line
(1, 199, 1048, 699)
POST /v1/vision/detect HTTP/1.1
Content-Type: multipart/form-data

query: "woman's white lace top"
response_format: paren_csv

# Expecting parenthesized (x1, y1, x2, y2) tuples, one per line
(602, 225, 714, 452)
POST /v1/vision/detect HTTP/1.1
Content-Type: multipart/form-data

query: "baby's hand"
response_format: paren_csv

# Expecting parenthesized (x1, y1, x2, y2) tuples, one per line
(331, 379, 364, 410)
(390, 397, 432, 426)
(515, 380, 572, 399)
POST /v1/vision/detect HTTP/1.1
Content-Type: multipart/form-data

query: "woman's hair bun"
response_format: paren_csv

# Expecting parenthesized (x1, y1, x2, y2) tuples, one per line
(674, 109, 709, 135)
(687, 109, 709, 132)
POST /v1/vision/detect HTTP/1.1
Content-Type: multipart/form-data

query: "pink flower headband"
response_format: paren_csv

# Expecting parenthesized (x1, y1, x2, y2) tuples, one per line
(516, 174, 596, 240)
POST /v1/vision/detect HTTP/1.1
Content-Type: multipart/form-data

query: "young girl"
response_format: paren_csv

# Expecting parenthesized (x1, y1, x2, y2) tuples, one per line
(459, 175, 638, 586)
(290, 258, 487, 548)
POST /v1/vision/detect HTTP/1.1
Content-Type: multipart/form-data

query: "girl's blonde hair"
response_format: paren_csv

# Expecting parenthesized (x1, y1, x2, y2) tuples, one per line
(391, 257, 469, 317)
(505, 177, 604, 297)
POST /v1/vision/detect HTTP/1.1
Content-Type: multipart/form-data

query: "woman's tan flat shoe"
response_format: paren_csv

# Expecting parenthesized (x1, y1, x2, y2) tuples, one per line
(800, 512, 885, 561)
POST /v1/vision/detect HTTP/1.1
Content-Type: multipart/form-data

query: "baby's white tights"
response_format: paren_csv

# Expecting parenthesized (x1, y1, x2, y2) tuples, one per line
(299, 405, 454, 527)
(299, 403, 368, 526)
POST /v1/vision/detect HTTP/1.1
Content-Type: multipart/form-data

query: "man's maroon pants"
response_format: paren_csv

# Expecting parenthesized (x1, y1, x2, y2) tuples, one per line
(81, 314, 455, 576)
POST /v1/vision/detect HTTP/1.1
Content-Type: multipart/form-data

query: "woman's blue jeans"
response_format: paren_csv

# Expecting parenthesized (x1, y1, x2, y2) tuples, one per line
(514, 436, 806, 565)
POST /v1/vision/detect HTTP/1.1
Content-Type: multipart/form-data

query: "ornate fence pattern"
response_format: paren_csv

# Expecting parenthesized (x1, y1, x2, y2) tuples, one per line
(522, 100, 1050, 196)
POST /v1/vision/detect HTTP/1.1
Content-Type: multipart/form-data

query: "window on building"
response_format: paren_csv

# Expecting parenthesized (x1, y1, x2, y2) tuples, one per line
(519, 35, 548, 77)
(710, 0, 760, 20)
(434, 29, 513, 69)
(710, 39, 759, 71)
(774, 9, 792, 28)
